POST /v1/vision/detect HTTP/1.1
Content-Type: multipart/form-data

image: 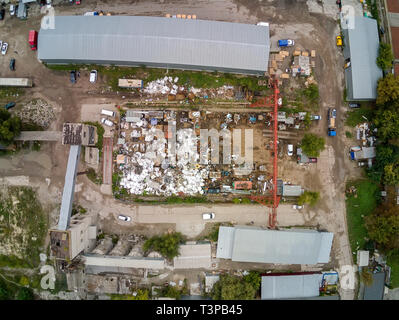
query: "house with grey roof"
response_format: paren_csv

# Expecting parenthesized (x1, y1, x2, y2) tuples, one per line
(261, 273, 322, 300)
(216, 226, 334, 265)
(341, 16, 383, 101)
(38, 16, 270, 75)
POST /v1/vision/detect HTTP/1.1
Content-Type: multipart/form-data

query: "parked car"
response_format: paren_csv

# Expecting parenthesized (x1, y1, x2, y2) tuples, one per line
(4, 102, 15, 110)
(9, 58, 15, 71)
(309, 158, 318, 163)
(89, 70, 97, 83)
(101, 118, 114, 127)
(310, 115, 321, 120)
(76, 0, 81, 4)
(1, 42, 8, 55)
(84, 11, 98, 16)
(202, 213, 215, 220)
(0, 9, 5, 20)
(287, 144, 294, 156)
(118, 215, 131, 222)
(278, 39, 295, 47)
(358, 161, 366, 167)
(10, 5, 16, 16)
(336, 35, 343, 46)
(70, 70, 76, 83)
(348, 103, 360, 108)
(292, 205, 304, 210)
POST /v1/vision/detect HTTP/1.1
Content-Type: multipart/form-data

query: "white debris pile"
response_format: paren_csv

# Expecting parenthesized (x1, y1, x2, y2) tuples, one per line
(142, 76, 180, 95)
(119, 127, 206, 196)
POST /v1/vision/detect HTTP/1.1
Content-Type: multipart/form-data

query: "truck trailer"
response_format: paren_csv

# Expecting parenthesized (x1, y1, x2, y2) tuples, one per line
(328, 108, 337, 137)
(0, 78, 33, 87)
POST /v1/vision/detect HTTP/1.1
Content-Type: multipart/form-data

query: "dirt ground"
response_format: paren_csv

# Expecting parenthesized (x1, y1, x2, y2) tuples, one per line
(0, 0, 362, 299)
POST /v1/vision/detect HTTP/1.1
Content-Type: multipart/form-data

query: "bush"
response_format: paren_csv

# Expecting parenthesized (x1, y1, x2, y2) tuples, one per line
(298, 191, 320, 207)
(376, 43, 394, 70)
(300, 133, 325, 158)
(211, 274, 256, 300)
(143, 232, 184, 260)
(16, 287, 34, 300)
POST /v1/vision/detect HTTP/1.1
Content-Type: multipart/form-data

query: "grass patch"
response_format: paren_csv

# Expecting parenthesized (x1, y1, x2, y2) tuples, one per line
(346, 179, 380, 261)
(345, 107, 374, 127)
(0, 87, 24, 103)
(86, 168, 102, 185)
(345, 131, 353, 138)
(387, 251, 399, 288)
(0, 186, 48, 268)
(45, 64, 265, 91)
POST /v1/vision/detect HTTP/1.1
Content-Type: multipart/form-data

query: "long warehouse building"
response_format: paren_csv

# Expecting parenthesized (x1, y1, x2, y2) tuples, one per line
(38, 16, 270, 75)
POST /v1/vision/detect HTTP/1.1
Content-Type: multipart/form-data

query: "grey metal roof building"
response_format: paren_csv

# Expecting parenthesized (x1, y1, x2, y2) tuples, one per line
(342, 16, 382, 101)
(216, 226, 333, 265)
(261, 273, 322, 299)
(58, 145, 81, 231)
(363, 272, 386, 300)
(38, 16, 270, 75)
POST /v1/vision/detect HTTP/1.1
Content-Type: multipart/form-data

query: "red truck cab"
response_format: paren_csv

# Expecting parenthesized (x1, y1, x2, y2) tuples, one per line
(28, 30, 38, 51)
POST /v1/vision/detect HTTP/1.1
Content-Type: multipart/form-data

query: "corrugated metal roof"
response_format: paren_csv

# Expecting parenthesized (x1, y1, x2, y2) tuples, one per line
(364, 272, 385, 300)
(261, 274, 322, 299)
(282, 184, 303, 196)
(83, 253, 165, 269)
(216, 226, 334, 264)
(216, 226, 235, 259)
(38, 16, 270, 75)
(342, 16, 382, 100)
(58, 145, 81, 231)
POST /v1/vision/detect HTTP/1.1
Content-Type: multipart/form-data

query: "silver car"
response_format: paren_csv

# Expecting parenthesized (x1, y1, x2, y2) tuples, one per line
(1, 42, 8, 55)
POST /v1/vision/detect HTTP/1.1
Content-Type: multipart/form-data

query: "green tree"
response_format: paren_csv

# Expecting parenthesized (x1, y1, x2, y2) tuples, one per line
(366, 204, 399, 250)
(383, 160, 399, 185)
(367, 144, 399, 183)
(0, 109, 21, 145)
(374, 109, 399, 141)
(16, 287, 34, 300)
(300, 133, 325, 158)
(143, 232, 184, 260)
(298, 191, 320, 206)
(243, 271, 261, 291)
(376, 43, 394, 71)
(211, 274, 256, 300)
(376, 74, 399, 106)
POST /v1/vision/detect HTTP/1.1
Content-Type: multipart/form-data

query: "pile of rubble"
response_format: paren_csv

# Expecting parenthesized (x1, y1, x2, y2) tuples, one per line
(15, 99, 55, 129)
(142, 76, 235, 100)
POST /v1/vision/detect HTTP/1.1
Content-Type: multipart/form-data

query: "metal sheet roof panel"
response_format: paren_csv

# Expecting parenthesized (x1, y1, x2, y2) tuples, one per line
(38, 16, 270, 74)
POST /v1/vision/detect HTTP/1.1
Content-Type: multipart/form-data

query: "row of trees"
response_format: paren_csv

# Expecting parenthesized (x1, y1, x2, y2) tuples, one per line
(364, 73, 399, 254)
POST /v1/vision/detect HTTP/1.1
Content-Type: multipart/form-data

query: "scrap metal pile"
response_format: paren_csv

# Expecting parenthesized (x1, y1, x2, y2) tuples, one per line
(115, 110, 274, 197)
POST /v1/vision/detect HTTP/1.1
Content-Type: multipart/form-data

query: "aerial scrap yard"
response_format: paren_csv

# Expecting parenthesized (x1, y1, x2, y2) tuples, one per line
(0, 0, 363, 301)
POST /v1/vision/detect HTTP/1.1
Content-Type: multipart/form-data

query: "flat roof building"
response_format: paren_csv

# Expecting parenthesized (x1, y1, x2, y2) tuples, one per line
(173, 242, 212, 269)
(216, 226, 333, 265)
(38, 16, 270, 75)
(341, 16, 382, 101)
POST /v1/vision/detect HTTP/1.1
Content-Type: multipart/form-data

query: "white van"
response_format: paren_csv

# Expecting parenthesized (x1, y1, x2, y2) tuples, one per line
(89, 70, 97, 83)
(101, 109, 115, 117)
